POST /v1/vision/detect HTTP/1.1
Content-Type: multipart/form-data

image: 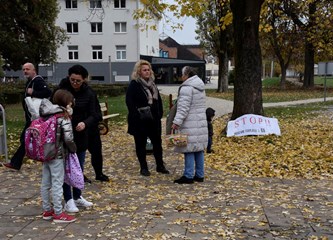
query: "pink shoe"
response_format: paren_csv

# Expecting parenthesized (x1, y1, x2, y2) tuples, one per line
(42, 209, 54, 220)
(53, 212, 76, 223)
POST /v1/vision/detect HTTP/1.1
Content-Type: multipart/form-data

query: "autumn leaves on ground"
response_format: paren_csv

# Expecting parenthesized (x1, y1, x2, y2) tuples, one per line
(207, 110, 333, 180)
(4, 102, 333, 181)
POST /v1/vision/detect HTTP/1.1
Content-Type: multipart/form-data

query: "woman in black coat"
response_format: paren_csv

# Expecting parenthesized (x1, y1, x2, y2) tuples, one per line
(54, 65, 100, 212)
(126, 60, 169, 176)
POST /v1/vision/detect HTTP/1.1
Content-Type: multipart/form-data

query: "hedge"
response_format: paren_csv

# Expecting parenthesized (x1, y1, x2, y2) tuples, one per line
(0, 82, 127, 104)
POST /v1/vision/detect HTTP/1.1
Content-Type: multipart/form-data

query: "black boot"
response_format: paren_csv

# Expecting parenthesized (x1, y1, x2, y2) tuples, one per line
(96, 173, 109, 182)
(84, 175, 92, 184)
(174, 176, 194, 184)
(193, 176, 204, 182)
(140, 169, 151, 176)
(156, 166, 170, 174)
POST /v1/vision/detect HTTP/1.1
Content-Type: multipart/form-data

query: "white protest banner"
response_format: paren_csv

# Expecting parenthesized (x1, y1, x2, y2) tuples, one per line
(227, 114, 281, 137)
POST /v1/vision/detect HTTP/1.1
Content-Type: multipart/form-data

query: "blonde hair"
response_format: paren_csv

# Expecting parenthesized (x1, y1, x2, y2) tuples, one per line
(131, 60, 155, 80)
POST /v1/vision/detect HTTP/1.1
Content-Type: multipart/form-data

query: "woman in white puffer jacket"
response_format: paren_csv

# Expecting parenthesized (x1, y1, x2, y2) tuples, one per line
(172, 66, 208, 184)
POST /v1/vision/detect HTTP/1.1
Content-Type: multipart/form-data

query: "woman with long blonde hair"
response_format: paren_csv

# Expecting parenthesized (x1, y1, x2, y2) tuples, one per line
(126, 60, 169, 176)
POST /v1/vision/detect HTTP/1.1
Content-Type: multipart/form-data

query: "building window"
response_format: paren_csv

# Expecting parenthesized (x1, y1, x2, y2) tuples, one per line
(91, 22, 102, 33)
(116, 45, 126, 60)
(90, 0, 102, 9)
(159, 49, 169, 58)
(92, 45, 102, 60)
(66, 22, 78, 33)
(114, 22, 127, 33)
(68, 46, 78, 60)
(114, 0, 126, 8)
(65, 0, 77, 9)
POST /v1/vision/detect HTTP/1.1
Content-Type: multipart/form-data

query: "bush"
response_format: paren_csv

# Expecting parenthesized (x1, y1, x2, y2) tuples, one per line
(0, 82, 127, 105)
(91, 84, 128, 97)
(0, 82, 25, 104)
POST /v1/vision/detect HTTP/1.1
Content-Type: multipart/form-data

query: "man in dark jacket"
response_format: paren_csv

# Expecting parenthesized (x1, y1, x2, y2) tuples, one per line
(3, 62, 52, 170)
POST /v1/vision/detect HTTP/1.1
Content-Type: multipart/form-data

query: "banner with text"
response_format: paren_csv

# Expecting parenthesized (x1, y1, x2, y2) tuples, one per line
(227, 114, 281, 137)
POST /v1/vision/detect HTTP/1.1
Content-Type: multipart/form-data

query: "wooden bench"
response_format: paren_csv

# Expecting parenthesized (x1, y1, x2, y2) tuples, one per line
(98, 102, 120, 135)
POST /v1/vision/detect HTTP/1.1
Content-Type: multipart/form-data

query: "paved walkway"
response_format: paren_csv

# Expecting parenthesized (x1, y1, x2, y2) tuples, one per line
(1, 135, 333, 239)
(1, 81, 333, 239)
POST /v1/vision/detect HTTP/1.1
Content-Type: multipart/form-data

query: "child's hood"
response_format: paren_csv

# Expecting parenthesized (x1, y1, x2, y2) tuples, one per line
(206, 107, 215, 119)
(39, 98, 64, 117)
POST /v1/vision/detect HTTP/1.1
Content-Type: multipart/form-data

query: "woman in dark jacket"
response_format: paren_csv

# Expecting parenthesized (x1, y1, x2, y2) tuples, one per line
(54, 65, 100, 213)
(56, 76, 109, 182)
(126, 60, 169, 176)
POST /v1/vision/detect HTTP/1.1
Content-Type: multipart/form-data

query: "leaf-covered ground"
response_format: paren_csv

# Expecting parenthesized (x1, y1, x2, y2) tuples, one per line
(206, 111, 333, 180)
(2, 110, 333, 239)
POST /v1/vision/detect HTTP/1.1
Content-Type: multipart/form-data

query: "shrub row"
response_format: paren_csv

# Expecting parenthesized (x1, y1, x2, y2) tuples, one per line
(0, 82, 128, 104)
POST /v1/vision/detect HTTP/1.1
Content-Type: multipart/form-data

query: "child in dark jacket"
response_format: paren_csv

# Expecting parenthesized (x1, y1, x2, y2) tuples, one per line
(206, 107, 215, 153)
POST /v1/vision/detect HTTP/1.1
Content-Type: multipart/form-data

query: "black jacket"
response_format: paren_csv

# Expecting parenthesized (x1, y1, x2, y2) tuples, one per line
(23, 75, 52, 121)
(126, 80, 163, 135)
(54, 77, 101, 152)
(206, 107, 215, 137)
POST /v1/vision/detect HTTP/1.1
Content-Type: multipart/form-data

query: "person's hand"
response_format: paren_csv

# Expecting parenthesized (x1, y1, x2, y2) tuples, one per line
(171, 123, 179, 130)
(75, 122, 86, 132)
(26, 88, 33, 95)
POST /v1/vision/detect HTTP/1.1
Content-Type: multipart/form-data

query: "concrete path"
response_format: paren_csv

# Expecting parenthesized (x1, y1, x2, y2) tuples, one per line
(158, 79, 333, 117)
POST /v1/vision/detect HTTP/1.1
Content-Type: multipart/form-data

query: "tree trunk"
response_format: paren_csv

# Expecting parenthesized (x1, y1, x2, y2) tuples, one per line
(303, 41, 315, 88)
(217, 52, 229, 93)
(280, 64, 286, 89)
(230, 0, 264, 120)
(302, 2, 316, 88)
(217, 29, 229, 93)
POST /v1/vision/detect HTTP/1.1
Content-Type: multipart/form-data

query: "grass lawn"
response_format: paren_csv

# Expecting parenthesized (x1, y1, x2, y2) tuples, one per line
(3, 79, 333, 130)
(207, 77, 333, 102)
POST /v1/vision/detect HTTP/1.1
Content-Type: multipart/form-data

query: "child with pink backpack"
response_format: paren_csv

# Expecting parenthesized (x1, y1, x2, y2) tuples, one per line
(38, 89, 77, 223)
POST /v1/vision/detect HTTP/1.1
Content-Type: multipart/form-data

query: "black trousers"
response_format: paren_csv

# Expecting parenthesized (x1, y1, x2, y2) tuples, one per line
(133, 128, 164, 171)
(87, 128, 104, 177)
(10, 120, 31, 170)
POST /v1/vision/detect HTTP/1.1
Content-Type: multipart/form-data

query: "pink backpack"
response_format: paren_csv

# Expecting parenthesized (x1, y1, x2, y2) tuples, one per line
(25, 114, 62, 162)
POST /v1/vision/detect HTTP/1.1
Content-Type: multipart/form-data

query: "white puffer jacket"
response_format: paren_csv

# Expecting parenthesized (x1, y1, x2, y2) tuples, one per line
(173, 75, 208, 153)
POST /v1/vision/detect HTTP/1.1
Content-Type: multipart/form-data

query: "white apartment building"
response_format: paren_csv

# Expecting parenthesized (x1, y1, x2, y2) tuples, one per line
(41, 0, 160, 84)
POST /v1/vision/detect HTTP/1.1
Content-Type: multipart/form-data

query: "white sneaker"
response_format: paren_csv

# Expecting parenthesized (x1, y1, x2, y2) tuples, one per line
(64, 199, 79, 213)
(74, 196, 93, 208)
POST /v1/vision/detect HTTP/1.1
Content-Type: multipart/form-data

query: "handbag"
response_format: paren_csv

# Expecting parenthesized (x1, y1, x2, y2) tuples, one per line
(137, 106, 153, 121)
(25, 97, 42, 120)
(165, 129, 188, 147)
(64, 153, 84, 190)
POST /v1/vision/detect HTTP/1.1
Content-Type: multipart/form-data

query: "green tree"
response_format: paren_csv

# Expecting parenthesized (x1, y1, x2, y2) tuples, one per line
(260, 0, 301, 89)
(136, 0, 265, 119)
(230, 0, 265, 119)
(280, 0, 333, 88)
(195, 0, 233, 93)
(0, 0, 67, 71)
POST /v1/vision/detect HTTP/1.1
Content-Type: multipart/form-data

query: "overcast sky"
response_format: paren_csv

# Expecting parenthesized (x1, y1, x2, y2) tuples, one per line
(158, 1, 200, 45)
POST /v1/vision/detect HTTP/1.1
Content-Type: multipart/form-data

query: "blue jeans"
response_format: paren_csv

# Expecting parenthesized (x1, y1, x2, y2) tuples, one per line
(183, 151, 204, 179)
(41, 158, 64, 215)
(63, 151, 86, 202)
